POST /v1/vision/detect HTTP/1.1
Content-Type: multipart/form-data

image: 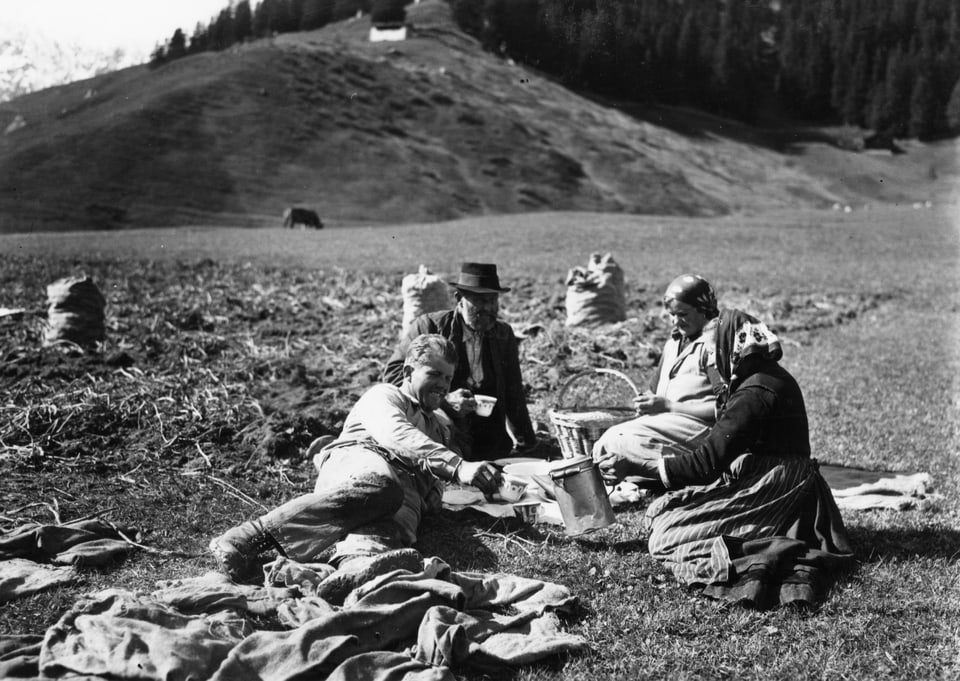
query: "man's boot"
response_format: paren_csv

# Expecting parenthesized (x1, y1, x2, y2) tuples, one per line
(209, 518, 283, 583)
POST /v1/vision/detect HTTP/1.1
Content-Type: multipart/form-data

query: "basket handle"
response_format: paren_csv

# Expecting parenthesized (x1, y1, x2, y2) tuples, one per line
(554, 368, 641, 410)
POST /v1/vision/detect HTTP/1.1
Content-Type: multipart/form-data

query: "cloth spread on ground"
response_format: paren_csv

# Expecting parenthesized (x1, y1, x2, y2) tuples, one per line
(0, 559, 76, 605)
(443, 482, 643, 527)
(0, 518, 141, 603)
(819, 464, 934, 510)
(3, 557, 586, 680)
(443, 459, 935, 521)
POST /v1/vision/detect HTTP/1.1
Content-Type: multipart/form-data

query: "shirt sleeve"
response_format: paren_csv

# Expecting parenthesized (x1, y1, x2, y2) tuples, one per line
(661, 383, 777, 488)
(354, 385, 463, 480)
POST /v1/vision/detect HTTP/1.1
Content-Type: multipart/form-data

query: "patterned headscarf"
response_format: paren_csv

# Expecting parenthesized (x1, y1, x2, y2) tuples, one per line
(714, 309, 783, 385)
(663, 274, 719, 319)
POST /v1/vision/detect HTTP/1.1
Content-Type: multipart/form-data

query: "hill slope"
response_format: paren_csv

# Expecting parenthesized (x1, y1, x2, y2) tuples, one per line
(0, 1, 953, 232)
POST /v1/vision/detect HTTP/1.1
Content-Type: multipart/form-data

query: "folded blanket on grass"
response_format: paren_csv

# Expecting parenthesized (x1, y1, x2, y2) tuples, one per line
(0, 518, 141, 603)
(0, 558, 76, 604)
(0, 633, 44, 680)
(819, 465, 934, 511)
(6, 557, 587, 681)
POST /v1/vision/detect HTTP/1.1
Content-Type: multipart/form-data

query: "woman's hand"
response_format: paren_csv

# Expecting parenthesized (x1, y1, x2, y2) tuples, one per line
(445, 388, 476, 415)
(633, 393, 671, 415)
(593, 443, 660, 485)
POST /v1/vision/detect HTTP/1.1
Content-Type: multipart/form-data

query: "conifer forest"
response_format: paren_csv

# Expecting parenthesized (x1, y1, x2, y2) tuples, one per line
(151, 0, 960, 140)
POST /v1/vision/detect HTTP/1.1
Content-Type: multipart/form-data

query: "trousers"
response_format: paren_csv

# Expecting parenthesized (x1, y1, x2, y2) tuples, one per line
(594, 412, 711, 460)
(258, 445, 436, 564)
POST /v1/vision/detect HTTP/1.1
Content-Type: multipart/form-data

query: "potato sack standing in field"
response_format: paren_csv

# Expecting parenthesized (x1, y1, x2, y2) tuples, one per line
(209, 335, 502, 588)
(381, 262, 537, 461)
(592, 274, 720, 483)
(600, 309, 854, 607)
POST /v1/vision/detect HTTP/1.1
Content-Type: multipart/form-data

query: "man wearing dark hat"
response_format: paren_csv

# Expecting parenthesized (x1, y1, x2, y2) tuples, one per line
(382, 262, 537, 461)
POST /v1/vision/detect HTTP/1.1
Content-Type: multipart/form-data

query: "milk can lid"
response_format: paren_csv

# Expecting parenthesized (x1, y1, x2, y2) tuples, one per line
(549, 455, 595, 479)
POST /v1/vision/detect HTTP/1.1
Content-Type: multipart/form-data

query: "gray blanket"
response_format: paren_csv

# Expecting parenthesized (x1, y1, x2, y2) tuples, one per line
(3, 557, 587, 681)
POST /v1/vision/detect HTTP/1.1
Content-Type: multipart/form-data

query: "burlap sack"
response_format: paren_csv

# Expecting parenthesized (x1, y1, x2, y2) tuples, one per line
(43, 276, 106, 348)
(401, 265, 452, 336)
(564, 253, 626, 327)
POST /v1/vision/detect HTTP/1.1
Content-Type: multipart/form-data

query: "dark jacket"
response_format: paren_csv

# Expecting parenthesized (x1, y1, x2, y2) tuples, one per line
(663, 360, 810, 488)
(382, 309, 536, 460)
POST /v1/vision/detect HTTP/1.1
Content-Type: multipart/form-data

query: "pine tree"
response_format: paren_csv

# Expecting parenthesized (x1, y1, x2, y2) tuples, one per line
(831, 31, 855, 117)
(449, 0, 484, 38)
(333, 0, 364, 23)
(300, 0, 334, 30)
(578, 6, 619, 91)
(908, 72, 937, 138)
(676, 9, 699, 74)
(288, 0, 305, 31)
(948, 3, 960, 49)
(877, 46, 911, 135)
(865, 82, 886, 130)
(804, 39, 834, 118)
(234, 1, 253, 43)
(210, 8, 237, 50)
(253, 0, 275, 37)
(148, 43, 167, 68)
(167, 28, 187, 60)
(841, 43, 870, 125)
(271, 0, 293, 33)
(863, 44, 888, 128)
(775, 1, 804, 106)
(371, 0, 405, 25)
(188, 22, 209, 54)
(946, 75, 960, 132)
(711, 3, 735, 108)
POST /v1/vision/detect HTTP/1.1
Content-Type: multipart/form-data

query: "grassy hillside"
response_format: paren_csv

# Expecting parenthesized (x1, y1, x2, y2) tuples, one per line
(2, 0, 954, 234)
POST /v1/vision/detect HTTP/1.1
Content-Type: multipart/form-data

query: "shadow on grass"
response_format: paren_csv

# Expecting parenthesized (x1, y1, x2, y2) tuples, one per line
(416, 509, 503, 571)
(572, 525, 960, 563)
(574, 88, 854, 153)
(848, 525, 960, 562)
(574, 537, 648, 556)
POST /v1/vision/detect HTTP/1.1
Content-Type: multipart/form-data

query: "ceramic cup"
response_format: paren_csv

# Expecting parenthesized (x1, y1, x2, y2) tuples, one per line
(474, 394, 497, 417)
(498, 473, 528, 502)
(513, 501, 540, 524)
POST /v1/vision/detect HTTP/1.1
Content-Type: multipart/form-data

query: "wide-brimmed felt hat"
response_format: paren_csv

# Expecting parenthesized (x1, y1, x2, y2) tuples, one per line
(449, 262, 511, 294)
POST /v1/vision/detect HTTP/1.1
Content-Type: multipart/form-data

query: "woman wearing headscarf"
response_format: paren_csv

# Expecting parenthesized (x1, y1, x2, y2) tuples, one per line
(608, 309, 854, 608)
(593, 274, 720, 480)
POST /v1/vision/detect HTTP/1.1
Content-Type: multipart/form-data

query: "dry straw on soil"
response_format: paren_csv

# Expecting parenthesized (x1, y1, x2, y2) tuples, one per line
(0, 253, 893, 476)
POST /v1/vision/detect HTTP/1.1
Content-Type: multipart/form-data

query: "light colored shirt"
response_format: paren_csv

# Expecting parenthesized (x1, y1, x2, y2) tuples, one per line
(461, 324, 484, 388)
(655, 319, 717, 415)
(329, 383, 463, 481)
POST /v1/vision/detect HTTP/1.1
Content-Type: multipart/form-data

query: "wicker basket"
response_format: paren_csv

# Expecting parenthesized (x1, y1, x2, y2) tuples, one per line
(548, 368, 640, 459)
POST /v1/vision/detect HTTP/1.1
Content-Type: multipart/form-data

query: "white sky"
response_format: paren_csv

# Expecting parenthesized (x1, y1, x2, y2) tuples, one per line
(6, 0, 236, 54)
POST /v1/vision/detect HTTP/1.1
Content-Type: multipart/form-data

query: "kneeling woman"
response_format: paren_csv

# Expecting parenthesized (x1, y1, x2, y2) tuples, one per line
(596, 309, 854, 608)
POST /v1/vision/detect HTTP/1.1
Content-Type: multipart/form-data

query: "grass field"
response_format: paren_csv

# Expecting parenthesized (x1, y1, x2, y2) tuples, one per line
(1, 205, 958, 679)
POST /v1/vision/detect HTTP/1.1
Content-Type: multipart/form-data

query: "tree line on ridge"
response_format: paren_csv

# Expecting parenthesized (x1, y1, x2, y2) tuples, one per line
(150, 0, 960, 141)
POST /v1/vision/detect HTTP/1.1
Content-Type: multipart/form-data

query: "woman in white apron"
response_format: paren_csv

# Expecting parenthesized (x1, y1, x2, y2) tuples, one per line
(592, 274, 720, 483)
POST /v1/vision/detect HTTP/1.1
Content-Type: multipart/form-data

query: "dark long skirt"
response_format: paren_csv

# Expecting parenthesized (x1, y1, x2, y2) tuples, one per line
(644, 454, 854, 608)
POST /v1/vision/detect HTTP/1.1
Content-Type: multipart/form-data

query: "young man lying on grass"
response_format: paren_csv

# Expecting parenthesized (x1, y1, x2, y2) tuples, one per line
(209, 334, 503, 597)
